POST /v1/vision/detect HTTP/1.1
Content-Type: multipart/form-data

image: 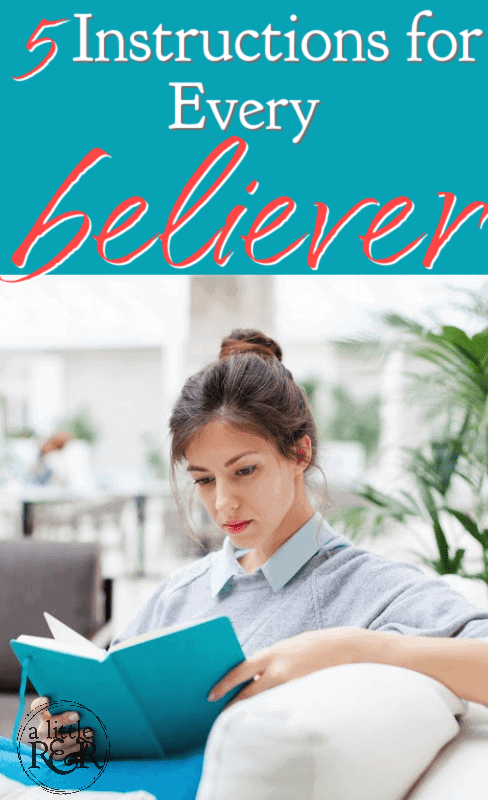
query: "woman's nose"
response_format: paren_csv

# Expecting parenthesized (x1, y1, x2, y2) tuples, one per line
(214, 479, 238, 513)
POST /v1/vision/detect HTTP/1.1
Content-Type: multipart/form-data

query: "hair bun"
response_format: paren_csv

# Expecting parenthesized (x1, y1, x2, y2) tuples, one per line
(219, 329, 283, 362)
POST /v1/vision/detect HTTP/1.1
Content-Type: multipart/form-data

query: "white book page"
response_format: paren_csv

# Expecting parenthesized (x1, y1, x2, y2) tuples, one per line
(109, 616, 214, 652)
(16, 634, 106, 661)
(43, 612, 106, 659)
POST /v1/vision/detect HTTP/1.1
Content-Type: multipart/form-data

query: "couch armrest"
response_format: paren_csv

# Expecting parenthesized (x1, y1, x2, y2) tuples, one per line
(0, 540, 104, 691)
(404, 701, 488, 800)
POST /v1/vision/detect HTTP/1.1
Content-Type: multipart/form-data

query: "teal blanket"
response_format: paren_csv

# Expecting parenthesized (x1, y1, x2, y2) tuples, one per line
(0, 737, 204, 799)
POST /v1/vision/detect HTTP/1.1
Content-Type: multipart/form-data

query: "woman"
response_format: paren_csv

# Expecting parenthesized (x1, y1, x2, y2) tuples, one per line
(31, 328, 488, 760)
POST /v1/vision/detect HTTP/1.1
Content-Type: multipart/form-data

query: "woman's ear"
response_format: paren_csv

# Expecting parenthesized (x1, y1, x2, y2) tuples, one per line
(295, 435, 312, 469)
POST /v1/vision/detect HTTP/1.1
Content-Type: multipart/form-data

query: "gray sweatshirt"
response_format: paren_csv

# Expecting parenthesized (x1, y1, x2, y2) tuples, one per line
(111, 514, 488, 678)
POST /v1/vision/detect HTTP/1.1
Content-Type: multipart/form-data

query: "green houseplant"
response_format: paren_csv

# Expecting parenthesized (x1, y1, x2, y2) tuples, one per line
(333, 313, 488, 588)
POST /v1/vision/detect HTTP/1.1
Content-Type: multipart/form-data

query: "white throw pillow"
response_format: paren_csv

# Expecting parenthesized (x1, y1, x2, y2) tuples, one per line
(196, 662, 464, 800)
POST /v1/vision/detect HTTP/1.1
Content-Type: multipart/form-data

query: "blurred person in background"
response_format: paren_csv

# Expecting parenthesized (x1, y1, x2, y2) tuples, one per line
(2, 431, 95, 491)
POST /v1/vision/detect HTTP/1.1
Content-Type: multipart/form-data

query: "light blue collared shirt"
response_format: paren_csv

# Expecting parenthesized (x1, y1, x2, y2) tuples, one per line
(112, 513, 488, 710)
(210, 513, 340, 597)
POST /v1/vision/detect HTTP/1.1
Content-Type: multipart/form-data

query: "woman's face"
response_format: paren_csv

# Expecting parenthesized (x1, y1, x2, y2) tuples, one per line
(185, 419, 312, 558)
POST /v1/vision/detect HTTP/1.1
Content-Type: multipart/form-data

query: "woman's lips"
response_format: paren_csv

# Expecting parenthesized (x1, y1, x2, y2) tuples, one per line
(225, 520, 252, 533)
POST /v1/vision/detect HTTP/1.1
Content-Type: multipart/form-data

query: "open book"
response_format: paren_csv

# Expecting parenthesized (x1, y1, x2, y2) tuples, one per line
(10, 613, 246, 759)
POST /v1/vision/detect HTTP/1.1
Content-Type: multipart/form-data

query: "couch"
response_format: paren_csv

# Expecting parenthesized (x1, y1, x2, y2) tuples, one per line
(194, 573, 488, 800)
(2, 660, 487, 800)
(0, 539, 111, 718)
(2, 556, 487, 800)
(195, 661, 488, 800)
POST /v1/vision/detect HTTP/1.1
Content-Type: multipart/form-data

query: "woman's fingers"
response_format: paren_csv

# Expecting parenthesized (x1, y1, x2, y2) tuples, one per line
(29, 697, 80, 728)
(27, 697, 87, 761)
(51, 710, 81, 729)
(33, 730, 87, 762)
(49, 737, 86, 761)
(208, 654, 267, 702)
(30, 696, 51, 721)
(221, 674, 267, 709)
(47, 725, 94, 762)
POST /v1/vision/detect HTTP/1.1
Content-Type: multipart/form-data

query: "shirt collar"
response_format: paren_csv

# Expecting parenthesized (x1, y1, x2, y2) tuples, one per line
(210, 513, 325, 597)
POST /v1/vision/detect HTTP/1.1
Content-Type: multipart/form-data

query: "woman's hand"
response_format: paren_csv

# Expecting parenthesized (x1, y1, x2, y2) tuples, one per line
(29, 696, 89, 762)
(208, 627, 371, 709)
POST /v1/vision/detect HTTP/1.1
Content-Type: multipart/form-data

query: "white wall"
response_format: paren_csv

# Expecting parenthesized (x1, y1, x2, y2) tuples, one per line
(0, 276, 190, 351)
(63, 347, 164, 484)
(275, 275, 488, 340)
(0, 276, 192, 480)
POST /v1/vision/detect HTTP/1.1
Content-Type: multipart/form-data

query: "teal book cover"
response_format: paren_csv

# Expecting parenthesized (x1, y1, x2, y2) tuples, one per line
(10, 616, 246, 758)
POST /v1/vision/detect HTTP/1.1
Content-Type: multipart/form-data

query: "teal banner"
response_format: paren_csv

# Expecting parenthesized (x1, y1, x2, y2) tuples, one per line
(2, 0, 487, 277)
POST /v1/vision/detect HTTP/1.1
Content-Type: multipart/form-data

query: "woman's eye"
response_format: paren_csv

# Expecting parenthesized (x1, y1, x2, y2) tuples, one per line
(236, 465, 256, 477)
(194, 476, 214, 486)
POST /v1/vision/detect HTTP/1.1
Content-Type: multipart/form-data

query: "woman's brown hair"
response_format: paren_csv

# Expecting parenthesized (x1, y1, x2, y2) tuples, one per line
(169, 329, 319, 475)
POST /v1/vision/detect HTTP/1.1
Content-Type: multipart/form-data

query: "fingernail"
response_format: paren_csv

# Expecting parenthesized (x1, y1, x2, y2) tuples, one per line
(68, 713, 79, 722)
(207, 691, 216, 702)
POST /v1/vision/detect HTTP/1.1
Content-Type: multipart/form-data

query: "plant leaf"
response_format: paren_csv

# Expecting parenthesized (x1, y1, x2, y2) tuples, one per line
(444, 508, 484, 544)
(450, 548, 466, 573)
